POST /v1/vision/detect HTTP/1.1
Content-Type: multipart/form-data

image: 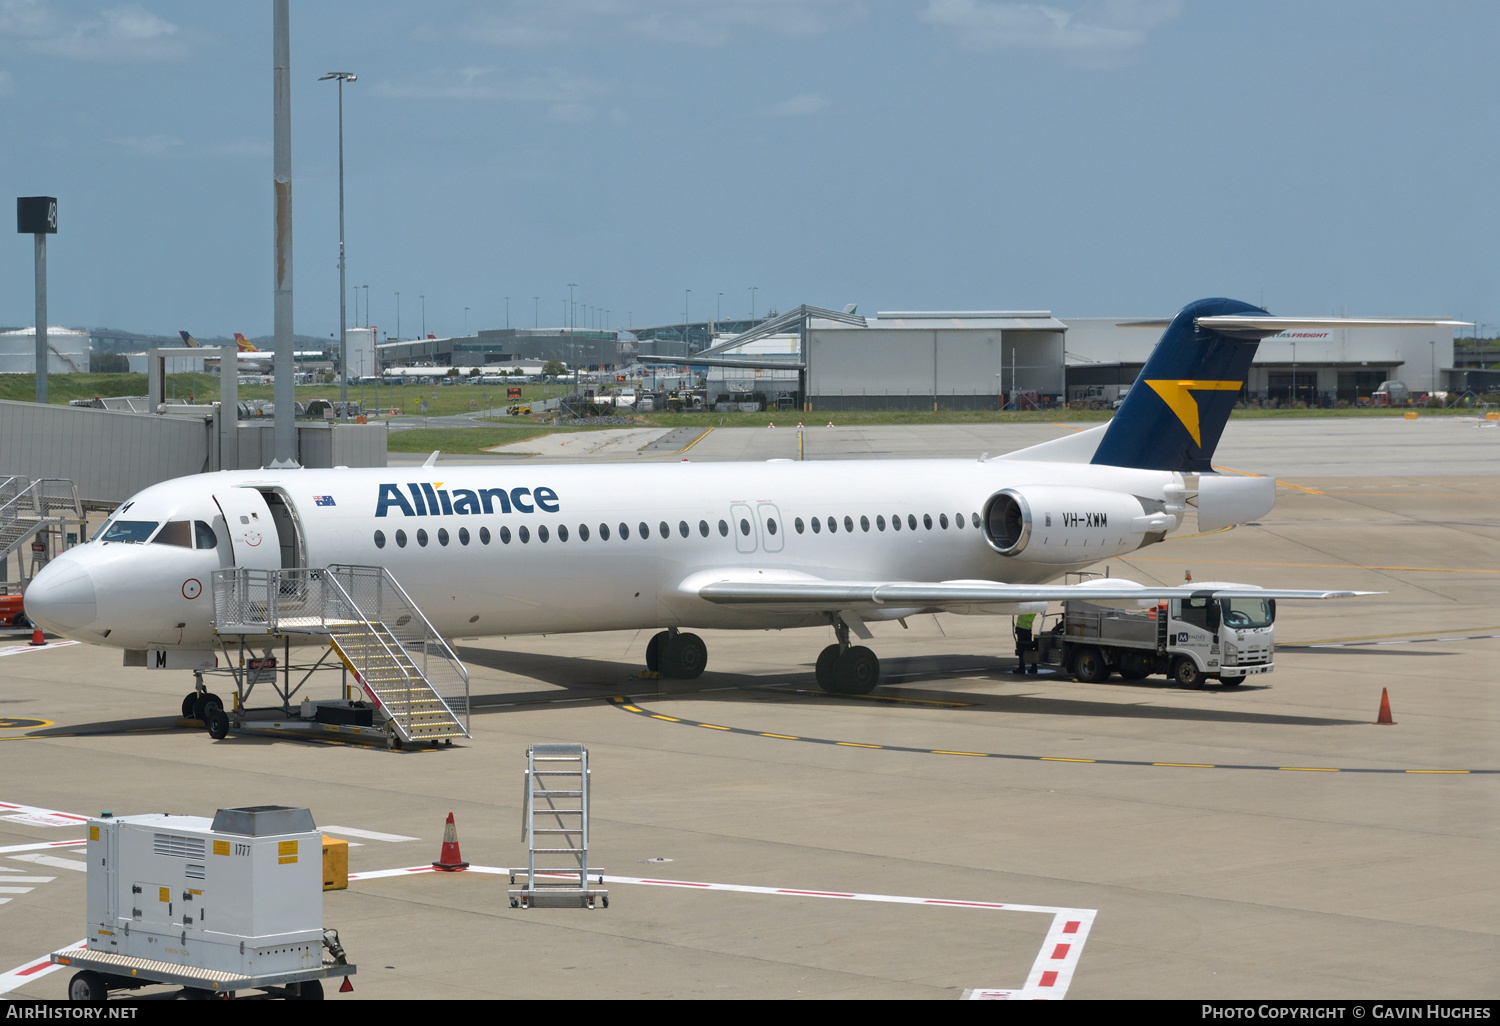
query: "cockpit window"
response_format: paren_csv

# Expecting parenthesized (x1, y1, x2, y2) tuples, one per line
(151, 521, 193, 548)
(195, 521, 218, 549)
(99, 520, 160, 544)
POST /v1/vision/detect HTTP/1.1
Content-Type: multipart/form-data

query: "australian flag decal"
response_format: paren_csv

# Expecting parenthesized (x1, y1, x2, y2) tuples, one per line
(313, 495, 336, 507)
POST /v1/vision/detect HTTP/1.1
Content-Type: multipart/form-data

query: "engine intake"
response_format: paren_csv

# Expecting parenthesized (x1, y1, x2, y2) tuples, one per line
(982, 485, 1174, 562)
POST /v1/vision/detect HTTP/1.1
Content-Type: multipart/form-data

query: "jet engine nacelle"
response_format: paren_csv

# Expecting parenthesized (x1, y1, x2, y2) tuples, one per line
(981, 485, 1174, 564)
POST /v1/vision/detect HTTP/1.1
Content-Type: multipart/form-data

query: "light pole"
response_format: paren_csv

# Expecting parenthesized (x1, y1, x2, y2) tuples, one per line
(319, 71, 356, 422)
(716, 292, 722, 334)
(360, 284, 368, 327)
(568, 283, 578, 371)
(684, 288, 691, 353)
(749, 286, 758, 319)
(419, 294, 426, 338)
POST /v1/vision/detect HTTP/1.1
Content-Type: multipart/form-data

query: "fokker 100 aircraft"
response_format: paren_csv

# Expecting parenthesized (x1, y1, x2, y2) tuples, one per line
(23, 299, 1461, 699)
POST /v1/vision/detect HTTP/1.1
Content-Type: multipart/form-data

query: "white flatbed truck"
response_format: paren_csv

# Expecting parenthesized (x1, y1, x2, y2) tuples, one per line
(1034, 589, 1276, 688)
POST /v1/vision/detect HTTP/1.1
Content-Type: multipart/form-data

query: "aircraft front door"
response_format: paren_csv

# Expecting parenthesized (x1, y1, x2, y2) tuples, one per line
(729, 503, 757, 554)
(212, 488, 281, 571)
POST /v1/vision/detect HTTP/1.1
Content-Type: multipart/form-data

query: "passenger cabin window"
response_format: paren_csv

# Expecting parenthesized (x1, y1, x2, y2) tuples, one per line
(480, 526, 491, 544)
(795, 518, 805, 534)
(152, 521, 193, 548)
(194, 521, 218, 549)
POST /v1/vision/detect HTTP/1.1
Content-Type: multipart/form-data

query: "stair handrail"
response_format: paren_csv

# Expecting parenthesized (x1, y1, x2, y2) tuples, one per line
(311, 569, 426, 740)
(33, 479, 82, 520)
(324, 564, 470, 732)
(0, 478, 41, 528)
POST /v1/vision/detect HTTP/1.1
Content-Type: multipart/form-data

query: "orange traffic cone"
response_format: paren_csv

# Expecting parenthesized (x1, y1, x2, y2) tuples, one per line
(1375, 688, 1396, 725)
(432, 812, 469, 871)
(28, 626, 45, 646)
(339, 976, 353, 993)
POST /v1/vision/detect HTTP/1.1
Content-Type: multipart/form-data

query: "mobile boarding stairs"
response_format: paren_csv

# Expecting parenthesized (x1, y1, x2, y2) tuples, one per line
(208, 564, 470, 749)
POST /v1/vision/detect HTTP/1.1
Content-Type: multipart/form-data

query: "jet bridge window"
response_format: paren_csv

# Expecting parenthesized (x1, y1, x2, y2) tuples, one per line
(194, 521, 218, 549)
(152, 521, 192, 548)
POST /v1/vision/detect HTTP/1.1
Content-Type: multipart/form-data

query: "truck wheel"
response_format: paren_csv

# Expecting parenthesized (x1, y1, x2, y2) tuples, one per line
(1072, 648, 1110, 684)
(1173, 657, 1204, 689)
(68, 970, 108, 1002)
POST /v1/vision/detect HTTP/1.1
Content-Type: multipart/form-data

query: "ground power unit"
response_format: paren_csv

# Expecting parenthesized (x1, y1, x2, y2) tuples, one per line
(59, 805, 354, 998)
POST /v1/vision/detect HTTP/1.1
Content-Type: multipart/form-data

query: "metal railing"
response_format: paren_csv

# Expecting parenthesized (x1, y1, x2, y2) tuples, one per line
(211, 564, 469, 734)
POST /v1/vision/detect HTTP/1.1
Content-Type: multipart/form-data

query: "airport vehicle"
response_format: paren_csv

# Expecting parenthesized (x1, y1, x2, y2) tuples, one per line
(507, 403, 533, 416)
(24, 300, 1462, 704)
(55, 805, 354, 1001)
(1372, 380, 1410, 406)
(1035, 585, 1275, 687)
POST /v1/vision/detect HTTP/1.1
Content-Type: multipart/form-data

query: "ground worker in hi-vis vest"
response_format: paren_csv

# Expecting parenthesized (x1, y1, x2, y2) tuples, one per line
(1013, 612, 1038, 674)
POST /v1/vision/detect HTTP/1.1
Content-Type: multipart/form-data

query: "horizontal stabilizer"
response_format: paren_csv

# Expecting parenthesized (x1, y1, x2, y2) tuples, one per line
(1195, 315, 1471, 341)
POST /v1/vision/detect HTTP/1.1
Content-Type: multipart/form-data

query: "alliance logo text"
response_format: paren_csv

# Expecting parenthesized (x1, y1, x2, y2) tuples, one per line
(375, 483, 560, 517)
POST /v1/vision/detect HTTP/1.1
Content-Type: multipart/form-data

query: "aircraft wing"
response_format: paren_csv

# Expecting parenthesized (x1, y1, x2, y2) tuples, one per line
(694, 576, 1373, 612)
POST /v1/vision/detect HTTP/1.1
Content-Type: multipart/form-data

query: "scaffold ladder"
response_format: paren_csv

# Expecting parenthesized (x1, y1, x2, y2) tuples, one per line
(509, 743, 607, 909)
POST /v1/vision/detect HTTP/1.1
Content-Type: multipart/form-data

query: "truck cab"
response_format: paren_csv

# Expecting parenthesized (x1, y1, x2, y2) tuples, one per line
(1036, 587, 1276, 688)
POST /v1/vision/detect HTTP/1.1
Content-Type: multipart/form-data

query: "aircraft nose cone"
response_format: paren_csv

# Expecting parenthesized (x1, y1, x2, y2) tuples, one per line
(25, 558, 97, 633)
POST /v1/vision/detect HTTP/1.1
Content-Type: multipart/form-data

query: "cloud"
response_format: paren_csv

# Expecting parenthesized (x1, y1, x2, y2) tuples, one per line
(762, 92, 830, 117)
(113, 134, 183, 157)
(374, 67, 610, 124)
(469, 1, 858, 50)
(922, 0, 1180, 53)
(0, 0, 192, 60)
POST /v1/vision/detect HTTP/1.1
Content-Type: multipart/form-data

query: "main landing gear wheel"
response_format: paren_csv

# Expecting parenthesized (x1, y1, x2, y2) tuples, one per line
(205, 706, 230, 740)
(645, 631, 669, 673)
(1173, 657, 1204, 689)
(1071, 648, 1110, 684)
(815, 645, 841, 694)
(835, 646, 880, 695)
(68, 970, 108, 1003)
(192, 693, 224, 722)
(663, 633, 707, 680)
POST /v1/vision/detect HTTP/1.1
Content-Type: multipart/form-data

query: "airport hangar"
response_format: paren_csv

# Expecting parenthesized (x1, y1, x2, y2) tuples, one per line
(662, 306, 1459, 410)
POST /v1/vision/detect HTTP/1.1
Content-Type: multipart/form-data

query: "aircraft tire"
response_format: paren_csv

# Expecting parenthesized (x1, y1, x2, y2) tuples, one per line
(836, 646, 880, 695)
(1173, 657, 1204, 689)
(1072, 648, 1110, 684)
(205, 706, 230, 740)
(815, 645, 841, 693)
(181, 692, 199, 719)
(193, 693, 224, 721)
(667, 633, 707, 680)
(645, 631, 671, 672)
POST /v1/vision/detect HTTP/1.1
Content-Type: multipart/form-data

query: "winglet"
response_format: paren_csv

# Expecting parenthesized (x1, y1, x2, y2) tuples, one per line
(422, 451, 441, 468)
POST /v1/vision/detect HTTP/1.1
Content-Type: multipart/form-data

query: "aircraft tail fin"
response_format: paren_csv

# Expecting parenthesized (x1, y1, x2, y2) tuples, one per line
(179, 330, 201, 348)
(233, 333, 259, 353)
(1090, 298, 1267, 472)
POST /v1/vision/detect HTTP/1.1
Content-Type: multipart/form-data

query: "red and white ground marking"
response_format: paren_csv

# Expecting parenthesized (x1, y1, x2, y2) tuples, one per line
(0, 941, 83, 996)
(349, 864, 1097, 999)
(0, 839, 86, 855)
(0, 640, 78, 659)
(0, 801, 91, 829)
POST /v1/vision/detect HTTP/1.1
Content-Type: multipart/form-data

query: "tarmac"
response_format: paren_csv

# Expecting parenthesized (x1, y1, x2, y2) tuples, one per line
(2, 416, 1497, 999)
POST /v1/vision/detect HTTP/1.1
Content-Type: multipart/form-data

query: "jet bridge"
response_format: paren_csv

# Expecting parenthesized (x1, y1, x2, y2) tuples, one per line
(207, 564, 470, 749)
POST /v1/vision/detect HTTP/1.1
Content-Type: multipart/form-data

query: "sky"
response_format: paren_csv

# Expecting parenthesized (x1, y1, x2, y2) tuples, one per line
(0, 0, 1496, 341)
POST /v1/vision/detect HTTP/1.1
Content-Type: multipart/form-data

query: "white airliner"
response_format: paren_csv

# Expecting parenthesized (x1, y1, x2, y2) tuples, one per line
(23, 300, 1462, 696)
